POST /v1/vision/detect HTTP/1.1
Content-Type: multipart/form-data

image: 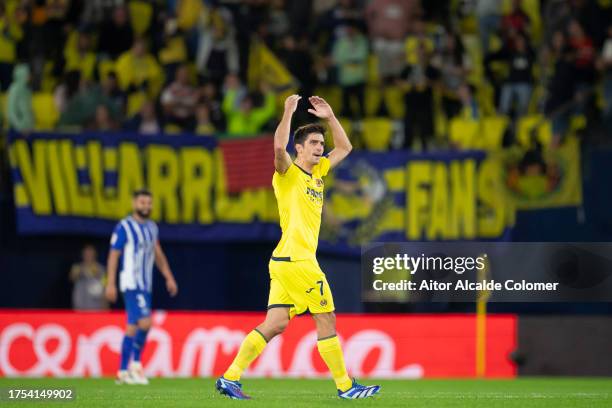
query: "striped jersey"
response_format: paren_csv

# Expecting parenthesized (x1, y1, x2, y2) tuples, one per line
(110, 216, 158, 293)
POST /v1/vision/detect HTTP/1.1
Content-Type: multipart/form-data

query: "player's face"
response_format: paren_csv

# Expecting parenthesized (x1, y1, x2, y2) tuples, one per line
(133, 195, 153, 219)
(297, 133, 325, 165)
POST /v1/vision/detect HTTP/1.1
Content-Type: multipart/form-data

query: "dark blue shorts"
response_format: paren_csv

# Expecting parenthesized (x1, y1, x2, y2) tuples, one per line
(122, 290, 152, 325)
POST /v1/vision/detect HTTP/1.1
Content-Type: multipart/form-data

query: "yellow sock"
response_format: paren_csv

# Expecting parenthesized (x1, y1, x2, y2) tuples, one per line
(317, 335, 352, 392)
(223, 329, 267, 381)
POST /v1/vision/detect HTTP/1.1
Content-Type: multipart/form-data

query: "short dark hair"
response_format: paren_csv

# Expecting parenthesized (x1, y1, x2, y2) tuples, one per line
(294, 123, 326, 146)
(133, 188, 152, 198)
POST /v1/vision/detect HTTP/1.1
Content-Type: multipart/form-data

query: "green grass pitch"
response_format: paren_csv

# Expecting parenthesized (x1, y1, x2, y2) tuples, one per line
(1, 378, 611, 407)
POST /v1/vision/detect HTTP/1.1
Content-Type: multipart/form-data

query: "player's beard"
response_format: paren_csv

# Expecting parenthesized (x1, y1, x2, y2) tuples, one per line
(135, 209, 151, 219)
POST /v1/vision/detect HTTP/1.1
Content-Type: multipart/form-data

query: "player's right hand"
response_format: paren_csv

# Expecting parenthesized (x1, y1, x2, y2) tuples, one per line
(105, 284, 117, 303)
(284, 94, 301, 114)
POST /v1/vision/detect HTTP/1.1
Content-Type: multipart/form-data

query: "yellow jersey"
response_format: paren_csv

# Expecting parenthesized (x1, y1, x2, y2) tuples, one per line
(272, 157, 331, 261)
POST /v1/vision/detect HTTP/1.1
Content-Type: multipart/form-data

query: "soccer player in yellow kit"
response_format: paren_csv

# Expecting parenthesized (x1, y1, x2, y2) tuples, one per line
(216, 95, 381, 400)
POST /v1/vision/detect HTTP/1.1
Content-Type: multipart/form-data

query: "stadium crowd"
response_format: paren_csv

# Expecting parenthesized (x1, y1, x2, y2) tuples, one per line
(0, 0, 611, 150)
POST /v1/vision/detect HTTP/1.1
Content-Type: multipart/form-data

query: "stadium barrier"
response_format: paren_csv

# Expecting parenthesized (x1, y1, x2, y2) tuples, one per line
(517, 316, 612, 376)
(0, 311, 516, 378)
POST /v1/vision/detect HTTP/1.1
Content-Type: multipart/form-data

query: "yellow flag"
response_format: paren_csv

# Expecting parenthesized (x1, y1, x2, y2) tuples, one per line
(248, 39, 298, 93)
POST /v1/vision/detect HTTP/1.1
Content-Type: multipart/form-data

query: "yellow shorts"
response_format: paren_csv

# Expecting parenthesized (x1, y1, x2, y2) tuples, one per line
(268, 258, 335, 318)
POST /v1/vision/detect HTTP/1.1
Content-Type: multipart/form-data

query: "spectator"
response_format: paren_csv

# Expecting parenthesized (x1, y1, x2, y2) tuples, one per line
(285, 0, 315, 38)
(98, 5, 134, 60)
(397, 41, 438, 150)
(195, 103, 216, 135)
(365, 0, 419, 81)
(501, 0, 531, 44)
(63, 29, 97, 82)
(124, 100, 161, 135)
(476, 0, 501, 52)
(101, 71, 126, 117)
(70, 244, 108, 311)
(600, 25, 612, 132)
(567, 19, 597, 124)
(160, 65, 198, 131)
(278, 34, 316, 99)
(487, 33, 535, 117)
(568, 20, 596, 87)
(404, 20, 434, 72)
(58, 80, 121, 130)
(222, 75, 275, 136)
(82, 0, 125, 26)
(316, 0, 364, 51)
(63, 0, 86, 29)
(195, 6, 239, 83)
(53, 70, 81, 114)
(545, 31, 575, 146)
(23, 1, 48, 90)
(7, 63, 34, 133)
(158, 18, 188, 82)
(176, 0, 204, 34)
(198, 81, 225, 130)
(268, 0, 291, 40)
(0, 3, 23, 91)
(569, 0, 607, 47)
(332, 24, 368, 119)
(44, 0, 70, 78)
(89, 104, 118, 131)
(431, 32, 472, 119)
(115, 38, 164, 101)
(543, 0, 571, 47)
(458, 84, 480, 120)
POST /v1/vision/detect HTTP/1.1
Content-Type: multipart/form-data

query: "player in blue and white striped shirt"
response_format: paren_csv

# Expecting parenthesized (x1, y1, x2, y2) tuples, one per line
(105, 189, 178, 385)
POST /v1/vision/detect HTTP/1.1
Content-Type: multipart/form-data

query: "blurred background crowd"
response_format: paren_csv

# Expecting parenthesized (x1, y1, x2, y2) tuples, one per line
(0, 0, 611, 151)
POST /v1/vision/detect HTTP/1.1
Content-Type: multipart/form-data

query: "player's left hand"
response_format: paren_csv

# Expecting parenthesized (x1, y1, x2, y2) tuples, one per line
(166, 276, 178, 297)
(307, 96, 334, 120)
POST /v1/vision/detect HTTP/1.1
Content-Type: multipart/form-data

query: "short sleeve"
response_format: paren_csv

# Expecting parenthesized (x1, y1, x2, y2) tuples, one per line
(275, 162, 300, 179)
(150, 222, 159, 242)
(110, 223, 127, 250)
(317, 156, 331, 177)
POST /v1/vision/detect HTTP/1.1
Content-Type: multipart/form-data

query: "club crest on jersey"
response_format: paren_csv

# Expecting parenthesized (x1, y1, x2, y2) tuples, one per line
(320, 299, 328, 307)
(315, 178, 323, 187)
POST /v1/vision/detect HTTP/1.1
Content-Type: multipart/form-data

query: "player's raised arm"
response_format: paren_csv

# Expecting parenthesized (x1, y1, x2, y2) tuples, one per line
(307, 96, 352, 168)
(154, 240, 178, 297)
(274, 95, 301, 174)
